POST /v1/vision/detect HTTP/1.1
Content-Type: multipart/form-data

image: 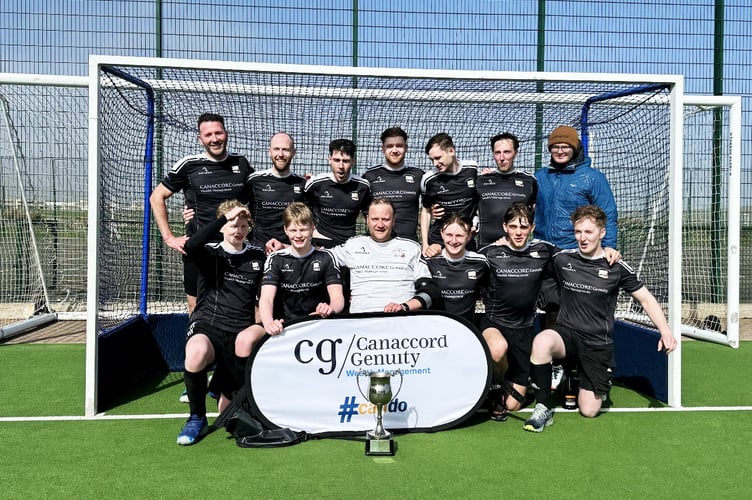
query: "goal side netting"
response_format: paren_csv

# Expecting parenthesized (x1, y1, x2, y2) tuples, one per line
(90, 57, 728, 413)
(0, 75, 88, 340)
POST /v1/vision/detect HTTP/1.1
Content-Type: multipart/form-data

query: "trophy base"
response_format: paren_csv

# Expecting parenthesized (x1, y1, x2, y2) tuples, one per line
(365, 437, 396, 456)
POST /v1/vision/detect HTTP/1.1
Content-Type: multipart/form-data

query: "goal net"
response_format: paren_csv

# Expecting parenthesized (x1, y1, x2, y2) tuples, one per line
(0, 76, 88, 339)
(88, 56, 738, 412)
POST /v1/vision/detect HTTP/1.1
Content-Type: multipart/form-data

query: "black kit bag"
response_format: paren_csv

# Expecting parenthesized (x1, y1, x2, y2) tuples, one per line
(215, 385, 307, 448)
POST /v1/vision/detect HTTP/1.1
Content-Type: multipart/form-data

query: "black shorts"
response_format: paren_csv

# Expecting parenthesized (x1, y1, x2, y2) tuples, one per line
(556, 325, 614, 398)
(536, 277, 560, 313)
(182, 254, 200, 297)
(186, 321, 242, 397)
(479, 316, 536, 387)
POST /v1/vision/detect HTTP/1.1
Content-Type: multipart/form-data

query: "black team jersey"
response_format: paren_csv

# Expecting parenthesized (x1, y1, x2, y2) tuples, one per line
(247, 168, 307, 248)
(421, 162, 479, 246)
(480, 240, 556, 329)
(262, 247, 342, 320)
(362, 164, 424, 240)
(304, 173, 371, 245)
(426, 251, 490, 323)
(476, 170, 537, 247)
(160, 152, 254, 240)
(553, 250, 644, 346)
(184, 215, 266, 333)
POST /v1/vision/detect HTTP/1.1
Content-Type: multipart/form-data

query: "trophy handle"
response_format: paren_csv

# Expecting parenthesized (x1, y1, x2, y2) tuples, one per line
(391, 369, 404, 400)
(355, 370, 369, 400)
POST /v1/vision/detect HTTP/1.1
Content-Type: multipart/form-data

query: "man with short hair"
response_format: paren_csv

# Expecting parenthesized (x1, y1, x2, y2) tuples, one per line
(177, 201, 265, 445)
(524, 205, 676, 433)
(304, 139, 371, 248)
(421, 133, 479, 256)
(150, 113, 254, 314)
(329, 198, 439, 314)
(258, 202, 345, 335)
(247, 132, 307, 254)
(479, 202, 556, 422)
(363, 127, 424, 241)
(476, 132, 537, 247)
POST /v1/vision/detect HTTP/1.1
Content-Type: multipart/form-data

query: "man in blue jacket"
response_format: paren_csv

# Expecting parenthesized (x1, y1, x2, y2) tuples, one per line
(533, 125, 618, 390)
(534, 125, 617, 249)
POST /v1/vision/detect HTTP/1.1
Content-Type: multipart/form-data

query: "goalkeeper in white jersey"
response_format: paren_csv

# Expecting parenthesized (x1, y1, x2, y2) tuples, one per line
(329, 198, 439, 314)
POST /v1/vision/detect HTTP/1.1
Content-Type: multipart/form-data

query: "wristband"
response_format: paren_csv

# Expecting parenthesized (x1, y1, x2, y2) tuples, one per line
(400, 303, 409, 312)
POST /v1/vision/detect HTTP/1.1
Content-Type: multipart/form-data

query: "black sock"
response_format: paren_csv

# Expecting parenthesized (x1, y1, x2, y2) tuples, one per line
(232, 355, 250, 396)
(184, 369, 207, 417)
(530, 362, 554, 409)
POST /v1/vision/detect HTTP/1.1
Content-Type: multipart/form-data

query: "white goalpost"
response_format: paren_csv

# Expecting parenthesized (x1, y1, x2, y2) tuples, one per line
(86, 55, 692, 414)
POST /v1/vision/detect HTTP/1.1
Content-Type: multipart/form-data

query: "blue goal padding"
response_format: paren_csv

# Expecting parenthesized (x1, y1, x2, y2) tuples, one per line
(613, 320, 668, 403)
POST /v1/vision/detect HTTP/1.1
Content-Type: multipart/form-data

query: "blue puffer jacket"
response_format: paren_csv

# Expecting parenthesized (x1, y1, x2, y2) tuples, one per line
(533, 153, 617, 250)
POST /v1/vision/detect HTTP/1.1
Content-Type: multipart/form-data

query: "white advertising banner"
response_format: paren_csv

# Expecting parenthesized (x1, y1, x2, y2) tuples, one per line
(249, 312, 491, 436)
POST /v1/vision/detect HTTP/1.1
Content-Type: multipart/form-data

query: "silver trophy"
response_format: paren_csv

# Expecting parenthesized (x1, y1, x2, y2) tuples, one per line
(356, 369, 403, 456)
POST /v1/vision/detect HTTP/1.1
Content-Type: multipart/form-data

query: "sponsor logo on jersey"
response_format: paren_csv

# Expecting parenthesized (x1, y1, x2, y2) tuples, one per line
(355, 247, 368, 255)
(282, 264, 293, 273)
(252, 261, 261, 271)
(530, 251, 540, 258)
(313, 261, 321, 272)
(293, 186, 302, 194)
(562, 263, 576, 272)
(467, 270, 477, 280)
(198, 166, 212, 175)
(515, 179, 524, 187)
(598, 269, 609, 279)
(467, 179, 475, 188)
(393, 249, 406, 259)
(351, 192, 360, 201)
(262, 184, 274, 192)
(405, 175, 415, 183)
(322, 190, 333, 199)
(433, 270, 446, 279)
(482, 178, 495, 186)
(437, 185, 450, 194)
(232, 165, 240, 174)
(372, 176, 386, 184)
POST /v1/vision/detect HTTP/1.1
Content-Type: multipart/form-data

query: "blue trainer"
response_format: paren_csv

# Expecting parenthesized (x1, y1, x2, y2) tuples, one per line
(177, 415, 208, 446)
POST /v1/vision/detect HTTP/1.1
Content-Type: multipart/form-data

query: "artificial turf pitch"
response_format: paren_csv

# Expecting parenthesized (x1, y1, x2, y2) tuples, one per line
(2, 342, 752, 498)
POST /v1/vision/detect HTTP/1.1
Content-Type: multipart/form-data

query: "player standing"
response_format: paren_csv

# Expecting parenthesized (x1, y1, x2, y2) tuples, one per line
(421, 133, 479, 256)
(149, 112, 254, 315)
(362, 127, 424, 241)
(304, 139, 371, 248)
(476, 132, 537, 247)
(247, 132, 307, 254)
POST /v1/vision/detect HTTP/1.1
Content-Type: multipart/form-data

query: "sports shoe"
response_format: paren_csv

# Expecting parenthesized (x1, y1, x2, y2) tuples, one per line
(176, 415, 208, 446)
(550, 363, 564, 391)
(523, 403, 553, 433)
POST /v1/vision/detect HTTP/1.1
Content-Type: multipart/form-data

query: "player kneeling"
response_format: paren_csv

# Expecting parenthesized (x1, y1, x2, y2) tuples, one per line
(524, 205, 677, 433)
(177, 201, 266, 446)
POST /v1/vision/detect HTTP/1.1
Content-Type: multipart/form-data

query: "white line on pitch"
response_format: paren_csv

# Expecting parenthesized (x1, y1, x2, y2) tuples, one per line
(2, 406, 752, 422)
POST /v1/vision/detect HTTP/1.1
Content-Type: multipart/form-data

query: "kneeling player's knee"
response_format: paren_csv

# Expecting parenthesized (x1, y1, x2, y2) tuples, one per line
(579, 408, 599, 418)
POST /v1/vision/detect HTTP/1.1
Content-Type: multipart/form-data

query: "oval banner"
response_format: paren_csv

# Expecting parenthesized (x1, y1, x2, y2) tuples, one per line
(248, 311, 492, 436)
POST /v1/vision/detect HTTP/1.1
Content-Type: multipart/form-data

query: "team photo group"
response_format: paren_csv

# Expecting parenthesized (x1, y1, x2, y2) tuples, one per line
(150, 113, 677, 446)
